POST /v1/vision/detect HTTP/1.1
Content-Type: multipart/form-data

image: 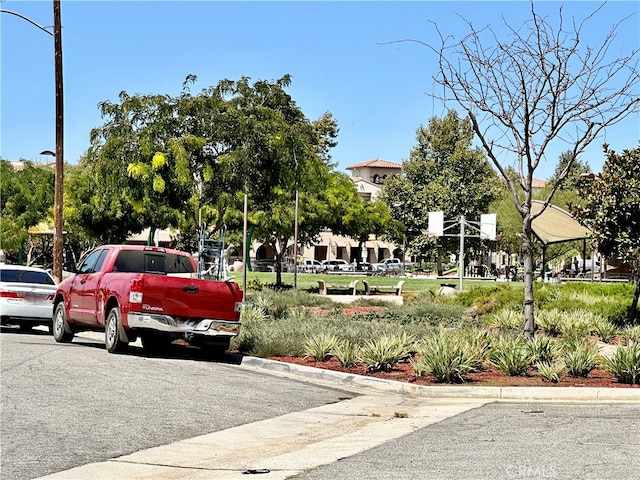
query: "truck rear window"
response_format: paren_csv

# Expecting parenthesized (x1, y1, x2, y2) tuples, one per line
(113, 251, 195, 274)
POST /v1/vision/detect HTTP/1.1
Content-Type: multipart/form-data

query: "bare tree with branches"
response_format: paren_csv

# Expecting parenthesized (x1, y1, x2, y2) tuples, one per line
(427, 1, 640, 339)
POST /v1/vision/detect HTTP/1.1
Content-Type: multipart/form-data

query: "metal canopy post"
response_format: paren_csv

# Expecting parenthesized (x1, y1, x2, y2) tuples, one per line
(459, 215, 465, 291)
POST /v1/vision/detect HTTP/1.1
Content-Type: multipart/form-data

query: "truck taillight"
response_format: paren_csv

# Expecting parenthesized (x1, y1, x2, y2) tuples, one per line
(129, 278, 143, 303)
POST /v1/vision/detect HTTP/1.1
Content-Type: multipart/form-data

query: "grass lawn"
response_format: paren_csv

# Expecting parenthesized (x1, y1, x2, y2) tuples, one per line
(243, 271, 508, 292)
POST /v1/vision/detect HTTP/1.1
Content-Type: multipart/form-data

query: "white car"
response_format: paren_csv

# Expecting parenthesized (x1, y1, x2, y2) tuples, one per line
(299, 259, 322, 273)
(321, 259, 352, 272)
(0, 264, 57, 332)
(371, 258, 403, 272)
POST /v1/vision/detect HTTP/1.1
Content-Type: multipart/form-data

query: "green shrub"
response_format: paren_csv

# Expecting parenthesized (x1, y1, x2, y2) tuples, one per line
(249, 291, 275, 315)
(535, 308, 565, 337)
(246, 278, 264, 292)
(231, 321, 259, 354)
(535, 361, 565, 383)
(303, 333, 339, 361)
(412, 331, 475, 383)
(489, 337, 532, 376)
(358, 335, 410, 372)
(528, 335, 557, 366)
(235, 313, 326, 357)
(453, 284, 523, 310)
(470, 295, 500, 316)
(486, 308, 521, 331)
(619, 326, 640, 345)
(605, 342, 640, 385)
(560, 310, 593, 341)
(240, 305, 269, 323)
(332, 339, 359, 368)
(592, 318, 618, 343)
(562, 339, 600, 378)
(377, 303, 467, 328)
(287, 307, 313, 321)
(459, 329, 493, 371)
(548, 283, 633, 324)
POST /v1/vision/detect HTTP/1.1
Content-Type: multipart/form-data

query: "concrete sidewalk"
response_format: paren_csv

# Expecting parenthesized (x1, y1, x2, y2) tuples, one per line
(35, 395, 489, 480)
(34, 355, 640, 480)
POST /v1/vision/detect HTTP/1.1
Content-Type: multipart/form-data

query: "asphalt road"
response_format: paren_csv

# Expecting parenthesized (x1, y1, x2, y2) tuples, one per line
(3, 326, 640, 480)
(0, 326, 356, 480)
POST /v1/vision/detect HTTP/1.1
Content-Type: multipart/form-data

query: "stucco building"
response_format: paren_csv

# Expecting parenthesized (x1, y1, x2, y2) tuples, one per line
(252, 159, 405, 268)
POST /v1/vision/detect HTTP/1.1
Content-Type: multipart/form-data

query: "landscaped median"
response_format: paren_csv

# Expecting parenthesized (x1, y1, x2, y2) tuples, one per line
(238, 355, 640, 402)
(232, 281, 640, 392)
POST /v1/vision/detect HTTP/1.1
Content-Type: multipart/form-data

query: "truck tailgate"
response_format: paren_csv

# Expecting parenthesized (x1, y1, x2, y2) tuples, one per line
(140, 276, 241, 321)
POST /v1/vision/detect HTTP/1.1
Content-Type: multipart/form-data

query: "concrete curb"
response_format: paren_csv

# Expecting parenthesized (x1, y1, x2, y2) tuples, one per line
(238, 356, 640, 402)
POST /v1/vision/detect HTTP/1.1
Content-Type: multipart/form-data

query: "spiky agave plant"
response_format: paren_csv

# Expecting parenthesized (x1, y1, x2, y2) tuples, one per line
(605, 342, 640, 385)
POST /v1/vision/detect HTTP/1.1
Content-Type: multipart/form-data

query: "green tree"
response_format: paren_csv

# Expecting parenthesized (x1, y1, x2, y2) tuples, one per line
(0, 159, 54, 263)
(344, 198, 395, 266)
(490, 155, 594, 275)
(381, 110, 500, 273)
(247, 112, 340, 287)
(547, 151, 592, 194)
(82, 75, 319, 250)
(573, 145, 640, 322)
(432, 3, 640, 338)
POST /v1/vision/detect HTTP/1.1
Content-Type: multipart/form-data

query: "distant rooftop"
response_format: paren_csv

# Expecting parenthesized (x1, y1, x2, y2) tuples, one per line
(346, 159, 402, 170)
(531, 178, 547, 189)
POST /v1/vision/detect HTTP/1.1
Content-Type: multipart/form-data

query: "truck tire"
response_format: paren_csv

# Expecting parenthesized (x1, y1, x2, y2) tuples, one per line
(52, 303, 74, 343)
(105, 307, 128, 353)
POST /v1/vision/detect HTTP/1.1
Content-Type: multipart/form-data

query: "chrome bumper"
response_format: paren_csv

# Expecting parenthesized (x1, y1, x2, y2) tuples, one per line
(127, 312, 241, 337)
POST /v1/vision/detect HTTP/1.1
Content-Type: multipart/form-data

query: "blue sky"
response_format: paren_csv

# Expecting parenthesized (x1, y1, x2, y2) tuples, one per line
(2, 1, 638, 180)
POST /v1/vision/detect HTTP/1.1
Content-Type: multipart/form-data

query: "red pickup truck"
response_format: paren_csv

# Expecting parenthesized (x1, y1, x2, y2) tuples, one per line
(52, 245, 243, 355)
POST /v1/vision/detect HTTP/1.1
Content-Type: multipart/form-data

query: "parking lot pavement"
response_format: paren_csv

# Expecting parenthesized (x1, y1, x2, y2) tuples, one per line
(296, 402, 640, 480)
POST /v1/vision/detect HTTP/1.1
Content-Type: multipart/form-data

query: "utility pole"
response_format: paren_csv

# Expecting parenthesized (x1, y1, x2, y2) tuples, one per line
(1, 3, 64, 281)
(52, 0, 64, 282)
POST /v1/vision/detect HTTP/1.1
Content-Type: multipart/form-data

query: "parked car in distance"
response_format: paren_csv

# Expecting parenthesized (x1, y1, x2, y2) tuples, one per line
(351, 261, 372, 272)
(0, 264, 57, 332)
(371, 258, 403, 272)
(321, 259, 352, 272)
(298, 259, 322, 273)
(570, 259, 601, 274)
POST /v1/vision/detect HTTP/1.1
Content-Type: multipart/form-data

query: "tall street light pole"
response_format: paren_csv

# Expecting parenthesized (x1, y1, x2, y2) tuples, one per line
(1, 2, 64, 281)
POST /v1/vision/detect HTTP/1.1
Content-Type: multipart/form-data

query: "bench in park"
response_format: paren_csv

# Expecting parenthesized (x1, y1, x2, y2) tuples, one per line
(317, 279, 360, 296)
(362, 280, 405, 296)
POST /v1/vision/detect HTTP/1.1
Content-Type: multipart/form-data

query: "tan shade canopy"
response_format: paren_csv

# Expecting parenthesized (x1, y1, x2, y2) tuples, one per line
(530, 200, 592, 245)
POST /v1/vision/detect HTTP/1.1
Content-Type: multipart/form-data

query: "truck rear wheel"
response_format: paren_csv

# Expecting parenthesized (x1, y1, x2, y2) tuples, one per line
(105, 307, 128, 353)
(52, 303, 74, 343)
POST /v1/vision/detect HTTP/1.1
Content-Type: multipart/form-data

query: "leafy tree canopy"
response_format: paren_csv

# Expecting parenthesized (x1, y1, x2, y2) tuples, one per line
(0, 159, 54, 253)
(573, 144, 640, 321)
(380, 110, 500, 259)
(82, 75, 334, 245)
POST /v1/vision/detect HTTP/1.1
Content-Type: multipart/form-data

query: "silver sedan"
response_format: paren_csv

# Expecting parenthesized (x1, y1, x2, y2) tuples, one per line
(0, 264, 57, 332)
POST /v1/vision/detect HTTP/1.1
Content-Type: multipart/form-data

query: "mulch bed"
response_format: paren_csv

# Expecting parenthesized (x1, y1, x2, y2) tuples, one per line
(268, 355, 639, 389)
(273, 305, 638, 389)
